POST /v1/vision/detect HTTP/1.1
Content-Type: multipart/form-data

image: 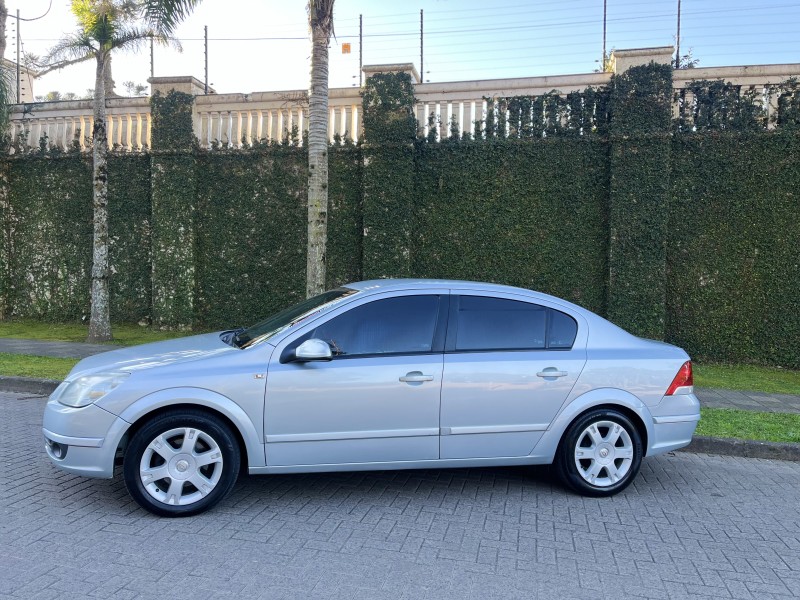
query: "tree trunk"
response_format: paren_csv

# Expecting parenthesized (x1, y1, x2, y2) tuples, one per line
(104, 53, 118, 97)
(306, 20, 330, 297)
(88, 52, 112, 342)
(0, 1, 7, 64)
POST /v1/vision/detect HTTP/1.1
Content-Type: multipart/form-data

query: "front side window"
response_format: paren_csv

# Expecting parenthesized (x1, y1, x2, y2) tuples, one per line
(453, 296, 577, 351)
(305, 295, 440, 357)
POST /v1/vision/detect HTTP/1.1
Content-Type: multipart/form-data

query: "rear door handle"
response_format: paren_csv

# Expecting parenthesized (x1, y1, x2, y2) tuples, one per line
(400, 371, 434, 383)
(537, 368, 568, 378)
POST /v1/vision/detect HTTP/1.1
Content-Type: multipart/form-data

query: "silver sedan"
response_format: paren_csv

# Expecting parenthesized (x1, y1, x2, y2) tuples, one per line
(43, 279, 700, 516)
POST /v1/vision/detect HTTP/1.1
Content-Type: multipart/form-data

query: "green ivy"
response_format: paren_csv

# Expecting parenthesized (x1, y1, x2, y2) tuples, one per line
(607, 63, 673, 340)
(413, 138, 609, 313)
(669, 132, 800, 368)
(0, 70, 798, 369)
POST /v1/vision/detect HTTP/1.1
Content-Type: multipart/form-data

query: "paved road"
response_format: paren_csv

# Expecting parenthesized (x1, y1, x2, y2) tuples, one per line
(2, 392, 799, 600)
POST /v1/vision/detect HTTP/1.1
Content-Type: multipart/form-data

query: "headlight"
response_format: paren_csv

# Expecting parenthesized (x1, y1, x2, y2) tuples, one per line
(57, 372, 130, 408)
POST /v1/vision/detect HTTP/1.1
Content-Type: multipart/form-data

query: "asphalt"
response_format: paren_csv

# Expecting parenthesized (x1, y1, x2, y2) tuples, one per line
(3, 337, 799, 461)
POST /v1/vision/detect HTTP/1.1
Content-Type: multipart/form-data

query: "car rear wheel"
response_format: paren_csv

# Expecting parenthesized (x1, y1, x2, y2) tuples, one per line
(123, 410, 240, 517)
(556, 408, 643, 497)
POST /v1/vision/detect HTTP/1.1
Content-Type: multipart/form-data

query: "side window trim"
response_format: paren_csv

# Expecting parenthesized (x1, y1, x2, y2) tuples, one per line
(445, 294, 578, 353)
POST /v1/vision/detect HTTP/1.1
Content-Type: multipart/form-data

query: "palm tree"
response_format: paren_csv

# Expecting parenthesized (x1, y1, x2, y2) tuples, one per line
(0, 1, 7, 66)
(306, 0, 335, 297)
(46, 0, 167, 341)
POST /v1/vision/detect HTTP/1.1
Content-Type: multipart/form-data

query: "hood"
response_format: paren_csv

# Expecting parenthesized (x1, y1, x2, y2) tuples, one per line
(65, 332, 236, 379)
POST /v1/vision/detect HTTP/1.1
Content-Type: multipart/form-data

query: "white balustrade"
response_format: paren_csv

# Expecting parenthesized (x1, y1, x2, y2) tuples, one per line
(5, 61, 799, 153)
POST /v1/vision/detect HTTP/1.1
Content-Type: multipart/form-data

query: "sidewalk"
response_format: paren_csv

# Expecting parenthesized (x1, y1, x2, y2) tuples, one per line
(2, 336, 799, 413)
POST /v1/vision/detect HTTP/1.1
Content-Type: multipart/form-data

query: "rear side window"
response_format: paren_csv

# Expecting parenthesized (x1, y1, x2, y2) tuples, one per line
(452, 296, 577, 351)
(548, 309, 578, 348)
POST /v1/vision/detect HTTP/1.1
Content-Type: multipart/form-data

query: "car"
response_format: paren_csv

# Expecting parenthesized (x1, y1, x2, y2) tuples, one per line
(43, 279, 700, 516)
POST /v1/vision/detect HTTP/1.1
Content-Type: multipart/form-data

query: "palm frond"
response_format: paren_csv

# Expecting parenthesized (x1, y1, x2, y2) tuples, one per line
(141, 0, 204, 36)
(109, 25, 158, 52)
(44, 33, 97, 64)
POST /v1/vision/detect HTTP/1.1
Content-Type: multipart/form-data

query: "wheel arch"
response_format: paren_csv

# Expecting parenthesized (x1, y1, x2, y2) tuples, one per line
(530, 388, 654, 462)
(113, 388, 264, 470)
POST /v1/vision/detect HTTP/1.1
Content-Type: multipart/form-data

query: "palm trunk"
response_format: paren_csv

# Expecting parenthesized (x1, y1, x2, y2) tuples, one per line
(88, 52, 112, 342)
(306, 21, 330, 297)
(0, 1, 8, 64)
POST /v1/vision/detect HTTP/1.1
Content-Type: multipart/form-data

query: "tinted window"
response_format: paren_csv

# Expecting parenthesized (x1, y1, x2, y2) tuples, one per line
(548, 309, 578, 348)
(308, 295, 439, 357)
(455, 296, 546, 351)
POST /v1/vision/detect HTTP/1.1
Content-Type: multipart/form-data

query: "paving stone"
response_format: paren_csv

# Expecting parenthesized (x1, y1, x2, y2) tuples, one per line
(2, 392, 800, 599)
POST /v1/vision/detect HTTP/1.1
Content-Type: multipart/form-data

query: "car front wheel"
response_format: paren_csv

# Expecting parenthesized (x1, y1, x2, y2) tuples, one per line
(123, 410, 240, 517)
(556, 408, 643, 497)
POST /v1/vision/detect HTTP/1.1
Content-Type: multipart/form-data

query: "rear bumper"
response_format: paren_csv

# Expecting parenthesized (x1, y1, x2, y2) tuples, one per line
(647, 392, 701, 456)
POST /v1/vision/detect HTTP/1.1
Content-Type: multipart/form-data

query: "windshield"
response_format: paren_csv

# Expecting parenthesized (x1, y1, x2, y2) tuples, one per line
(234, 287, 358, 348)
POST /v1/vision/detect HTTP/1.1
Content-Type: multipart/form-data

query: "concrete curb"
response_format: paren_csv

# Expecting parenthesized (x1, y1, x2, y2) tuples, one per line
(0, 376, 59, 396)
(2, 379, 799, 462)
(679, 436, 800, 462)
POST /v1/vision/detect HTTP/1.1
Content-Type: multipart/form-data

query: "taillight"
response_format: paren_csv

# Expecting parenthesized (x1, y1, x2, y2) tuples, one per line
(665, 361, 693, 395)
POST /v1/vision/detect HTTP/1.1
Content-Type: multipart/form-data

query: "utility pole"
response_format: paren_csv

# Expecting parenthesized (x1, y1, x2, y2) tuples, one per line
(602, 0, 607, 69)
(150, 35, 154, 79)
(204, 25, 209, 94)
(675, 0, 681, 69)
(359, 14, 362, 87)
(16, 9, 21, 102)
(420, 9, 423, 82)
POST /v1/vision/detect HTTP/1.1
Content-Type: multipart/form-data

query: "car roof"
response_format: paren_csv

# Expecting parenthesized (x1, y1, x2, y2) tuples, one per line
(344, 278, 586, 312)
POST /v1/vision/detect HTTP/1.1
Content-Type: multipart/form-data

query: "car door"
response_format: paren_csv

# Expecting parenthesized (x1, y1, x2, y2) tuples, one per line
(440, 292, 587, 459)
(264, 291, 448, 467)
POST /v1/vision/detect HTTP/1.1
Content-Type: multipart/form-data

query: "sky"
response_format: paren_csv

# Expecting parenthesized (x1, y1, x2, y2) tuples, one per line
(5, 0, 800, 98)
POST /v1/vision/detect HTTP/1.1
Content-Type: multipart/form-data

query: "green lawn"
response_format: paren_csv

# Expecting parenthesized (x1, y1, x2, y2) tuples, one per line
(697, 407, 800, 444)
(693, 363, 800, 396)
(0, 320, 195, 346)
(0, 353, 78, 380)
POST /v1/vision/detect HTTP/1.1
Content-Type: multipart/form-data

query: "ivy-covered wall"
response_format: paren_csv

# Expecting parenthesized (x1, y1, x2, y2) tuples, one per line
(413, 139, 609, 314)
(668, 132, 800, 367)
(2, 153, 151, 323)
(0, 71, 798, 369)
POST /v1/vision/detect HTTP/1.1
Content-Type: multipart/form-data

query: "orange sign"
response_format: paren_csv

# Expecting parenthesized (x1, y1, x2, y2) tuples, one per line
(342, 43, 351, 54)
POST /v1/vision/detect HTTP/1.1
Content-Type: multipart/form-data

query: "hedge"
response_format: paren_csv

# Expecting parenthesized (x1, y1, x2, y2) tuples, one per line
(412, 138, 609, 314)
(0, 67, 798, 369)
(668, 132, 800, 368)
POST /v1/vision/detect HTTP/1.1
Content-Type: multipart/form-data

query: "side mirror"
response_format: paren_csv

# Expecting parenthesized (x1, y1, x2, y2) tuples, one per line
(293, 338, 333, 362)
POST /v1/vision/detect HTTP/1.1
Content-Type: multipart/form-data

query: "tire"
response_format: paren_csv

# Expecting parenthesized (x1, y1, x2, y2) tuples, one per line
(123, 409, 240, 517)
(556, 408, 643, 497)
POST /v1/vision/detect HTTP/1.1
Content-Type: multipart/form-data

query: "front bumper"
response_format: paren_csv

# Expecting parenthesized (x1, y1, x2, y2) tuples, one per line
(42, 396, 129, 479)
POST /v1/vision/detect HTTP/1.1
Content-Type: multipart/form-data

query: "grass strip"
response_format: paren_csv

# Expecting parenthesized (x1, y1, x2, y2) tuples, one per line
(697, 407, 800, 444)
(693, 363, 800, 396)
(0, 320, 193, 347)
(0, 353, 78, 380)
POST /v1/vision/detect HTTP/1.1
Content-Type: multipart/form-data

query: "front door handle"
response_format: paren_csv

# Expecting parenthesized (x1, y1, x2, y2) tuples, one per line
(400, 371, 434, 383)
(537, 368, 568, 378)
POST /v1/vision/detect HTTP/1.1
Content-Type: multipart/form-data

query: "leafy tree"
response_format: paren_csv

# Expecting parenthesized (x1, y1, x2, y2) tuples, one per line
(46, 0, 168, 341)
(677, 49, 699, 69)
(123, 80, 149, 96)
(306, 0, 335, 297)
